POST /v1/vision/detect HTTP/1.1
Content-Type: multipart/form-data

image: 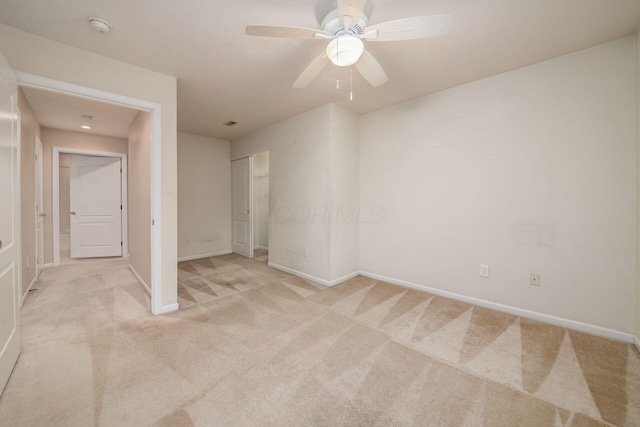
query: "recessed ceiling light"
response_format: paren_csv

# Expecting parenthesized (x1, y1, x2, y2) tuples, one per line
(89, 17, 112, 34)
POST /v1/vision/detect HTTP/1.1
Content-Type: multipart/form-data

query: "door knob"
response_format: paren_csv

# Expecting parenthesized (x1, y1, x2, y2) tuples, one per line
(70, 211, 76, 215)
(39, 212, 46, 217)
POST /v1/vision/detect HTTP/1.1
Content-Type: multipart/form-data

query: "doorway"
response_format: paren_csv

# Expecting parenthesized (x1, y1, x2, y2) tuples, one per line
(231, 157, 252, 257)
(231, 152, 270, 261)
(53, 149, 128, 264)
(17, 73, 166, 314)
(58, 153, 127, 262)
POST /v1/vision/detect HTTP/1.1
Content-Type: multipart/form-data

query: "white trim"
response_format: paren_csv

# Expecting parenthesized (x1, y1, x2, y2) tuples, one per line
(178, 250, 232, 262)
(34, 135, 43, 282)
(253, 245, 268, 251)
(20, 275, 37, 307)
(328, 271, 361, 286)
(635, 336, 640, 353)
(267, 262, 359, 287)
(52, 148, 128, 266)
(149, 105, 163, 315)
(15, 72, 156, 111)
(360, 271, 635, 344)
(16, 71, 163, 316)
(129, 264, 151, 295)
(129, 265, 177, 314)
(159, 303, 179, 314)
(42, 263, 54, 269)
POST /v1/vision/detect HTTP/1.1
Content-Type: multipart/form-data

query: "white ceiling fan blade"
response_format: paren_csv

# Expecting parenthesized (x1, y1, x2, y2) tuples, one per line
(293, 53, 330, 88)
(355, 50, 388, 87)
(364, 15, 452, 42)
(337, 0, 367, 28)
(246, 25, 328, 39)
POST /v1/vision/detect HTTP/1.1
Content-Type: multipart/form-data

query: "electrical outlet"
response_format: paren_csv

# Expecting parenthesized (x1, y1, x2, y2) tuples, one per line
(303, 248, 309, 258)
(530, 273, 540, 286)
(480, 264, 489, 278)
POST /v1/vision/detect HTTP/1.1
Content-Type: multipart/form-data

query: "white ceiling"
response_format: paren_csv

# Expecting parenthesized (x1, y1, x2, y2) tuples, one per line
(21, 87, 139, 139)
(2, 0, 640, 141)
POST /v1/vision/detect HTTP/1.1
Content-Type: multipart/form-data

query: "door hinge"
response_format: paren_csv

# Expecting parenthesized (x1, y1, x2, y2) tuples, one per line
(120, 168, 122, 173)
(152, 219, 155, 226)
(121, 241, 123, 246)
(120, 205, 123, 209)
(34, 153, 37, 161)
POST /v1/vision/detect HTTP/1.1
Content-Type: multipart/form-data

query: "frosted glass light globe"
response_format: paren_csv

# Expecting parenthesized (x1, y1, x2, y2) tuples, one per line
(326, 35, 364, 66)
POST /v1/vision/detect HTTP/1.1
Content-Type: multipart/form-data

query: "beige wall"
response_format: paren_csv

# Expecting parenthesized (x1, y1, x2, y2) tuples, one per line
(40, 128, 128, 263)
(177, 132, 231, 259)
(129, 112, 151, 286)
(359, 37, 636, 334)
(0, 24, 178, 311)
(328, 104, 359, 280)
(17, 88, 40, 298)
(232, 104, 360, 283)
(232, 106, 332, 280)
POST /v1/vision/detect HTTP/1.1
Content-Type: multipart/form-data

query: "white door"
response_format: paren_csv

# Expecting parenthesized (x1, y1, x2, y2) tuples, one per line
(70, 155, 122, 258)
(232, 157, 252, 258)
(34, 136, 43, 278)
(0, 50, 21, 395)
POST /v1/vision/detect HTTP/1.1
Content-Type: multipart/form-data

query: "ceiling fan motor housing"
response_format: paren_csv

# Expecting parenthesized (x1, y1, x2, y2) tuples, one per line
(321, 9, 368, 37)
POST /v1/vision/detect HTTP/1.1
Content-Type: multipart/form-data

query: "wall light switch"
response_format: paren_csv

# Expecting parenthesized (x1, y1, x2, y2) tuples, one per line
(480, 264, 489, 278)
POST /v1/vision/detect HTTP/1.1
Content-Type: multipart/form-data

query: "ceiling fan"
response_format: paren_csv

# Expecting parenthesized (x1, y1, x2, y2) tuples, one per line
(246, 0, 451, 88)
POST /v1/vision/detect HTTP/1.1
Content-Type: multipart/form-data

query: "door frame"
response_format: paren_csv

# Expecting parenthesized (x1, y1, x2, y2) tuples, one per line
(53, 149, 128, 263)
(231, 156, 253, 258)
(230, 151, 271, 259)
(16, 72, 165, 315)
(34, 135, 43, 279)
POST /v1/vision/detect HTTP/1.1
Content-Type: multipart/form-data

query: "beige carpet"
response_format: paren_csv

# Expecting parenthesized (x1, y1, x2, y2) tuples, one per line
(0, 254, 638, 426)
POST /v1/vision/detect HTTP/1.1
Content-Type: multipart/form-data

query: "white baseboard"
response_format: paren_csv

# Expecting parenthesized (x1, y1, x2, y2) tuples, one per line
(267, 262, 358, 287)
(254, 245, 268, 250)
(360, 271, 635, 344)
(634, 336, 640, 353)
(128, 264, 151, 296)
(20, 274, 38, 307)
(178, 250, 232, 262)
(328, 271, 361, 287)
(43, 263, 54, 269)
(158, 303, 179, 314)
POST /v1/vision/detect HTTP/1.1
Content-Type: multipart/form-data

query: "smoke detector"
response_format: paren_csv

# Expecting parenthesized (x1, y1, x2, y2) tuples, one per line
(89, 17, 112, 34)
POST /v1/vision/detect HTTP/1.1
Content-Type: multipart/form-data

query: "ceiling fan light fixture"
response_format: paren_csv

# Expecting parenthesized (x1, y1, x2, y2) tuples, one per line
(326, 35, 364, 67)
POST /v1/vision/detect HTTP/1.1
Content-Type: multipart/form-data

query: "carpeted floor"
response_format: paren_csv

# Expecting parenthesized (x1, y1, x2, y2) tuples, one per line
(0, 253, 638, 426)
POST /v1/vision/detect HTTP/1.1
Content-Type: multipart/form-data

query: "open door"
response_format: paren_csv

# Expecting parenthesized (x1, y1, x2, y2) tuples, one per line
(231, 157, 252, 258)
(70, 155, 122, 258)
(0, 50, 21, 395)
(34, 136, 43, 278)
